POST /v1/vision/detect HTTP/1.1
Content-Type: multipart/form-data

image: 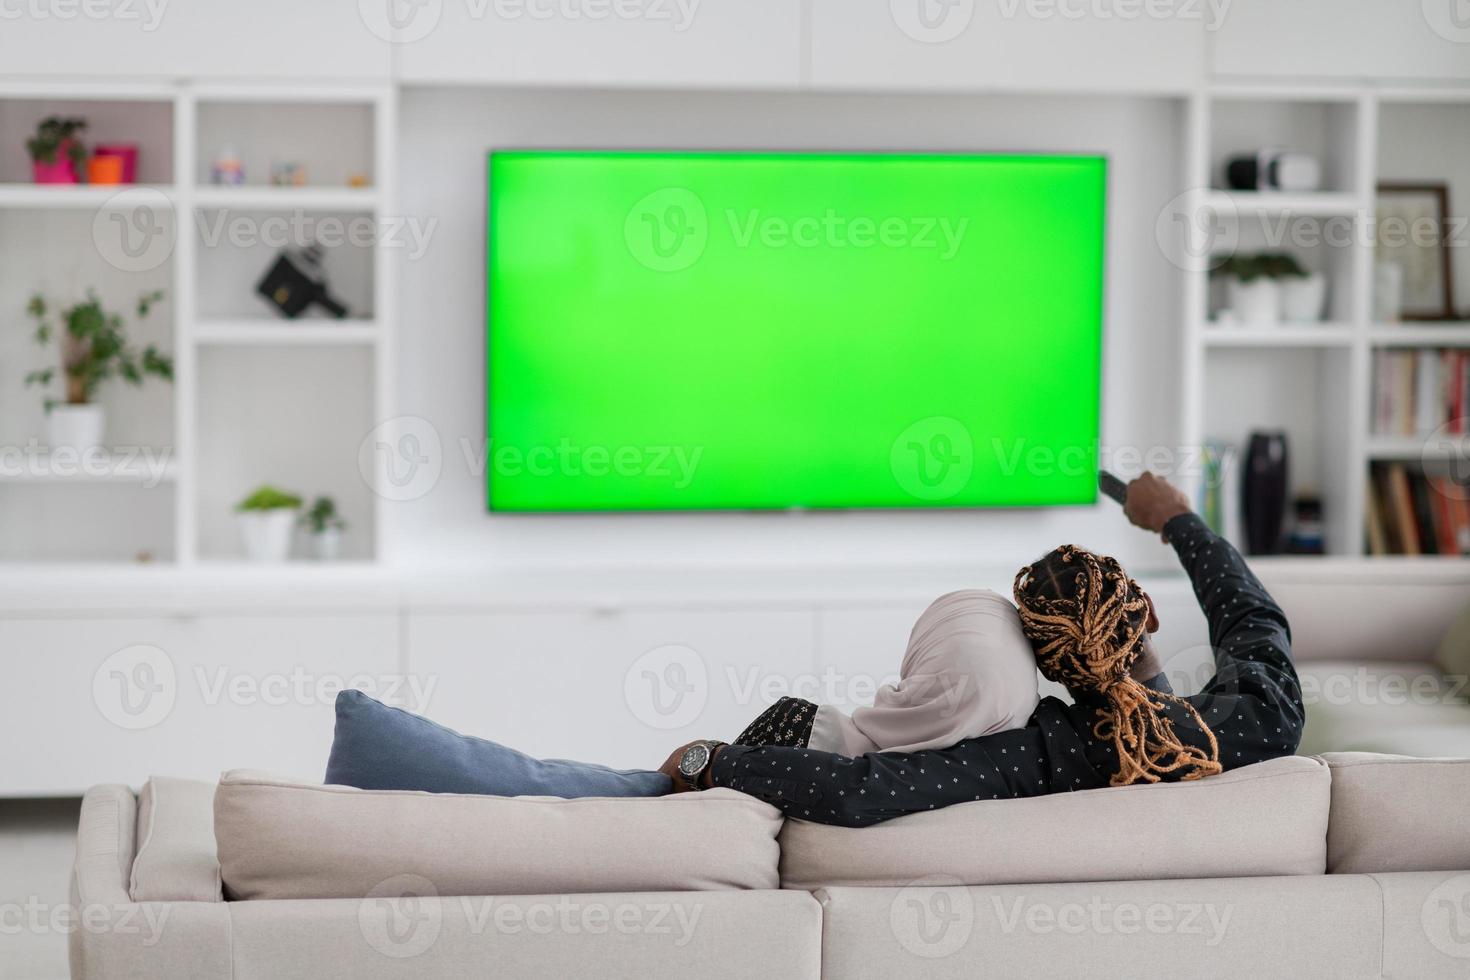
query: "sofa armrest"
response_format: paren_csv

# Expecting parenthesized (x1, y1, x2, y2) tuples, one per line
(130, 777, 222, 903)
(69, 783, 233, 980)
(72, 784, 137, 909)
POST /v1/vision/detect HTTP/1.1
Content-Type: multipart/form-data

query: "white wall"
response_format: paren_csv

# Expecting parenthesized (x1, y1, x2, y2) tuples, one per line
(392, 87, 1187, 574)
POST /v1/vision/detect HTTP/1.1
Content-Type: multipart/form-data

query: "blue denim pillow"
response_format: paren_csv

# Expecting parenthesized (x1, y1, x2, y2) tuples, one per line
(325, 689, 672, 798)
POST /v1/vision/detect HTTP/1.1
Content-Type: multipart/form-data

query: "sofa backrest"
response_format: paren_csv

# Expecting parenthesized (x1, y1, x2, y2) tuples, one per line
(777, 755, 1329, 890)
(214, 770, 784, 900)
(1323, 753, 1470, 874)
(1257, 570, 1470, 664)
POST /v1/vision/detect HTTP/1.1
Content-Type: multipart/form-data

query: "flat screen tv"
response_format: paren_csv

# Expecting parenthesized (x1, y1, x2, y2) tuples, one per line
(488, 150, 1105, 512)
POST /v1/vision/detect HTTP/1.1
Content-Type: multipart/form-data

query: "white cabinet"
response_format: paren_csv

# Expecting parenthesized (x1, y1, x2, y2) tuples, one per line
(407, 606, 816, 770)
(0, 612, 399, 795)
(1210, 0, 1470, 81)
(0, 0, 391, 79)
(393, 0, 801, 88)
(809, 0, 1206, 93)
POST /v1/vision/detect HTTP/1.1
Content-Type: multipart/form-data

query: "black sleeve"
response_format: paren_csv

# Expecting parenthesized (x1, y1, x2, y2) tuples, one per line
(708, 723, 1055, 828)
(1166, 513, 1305, 764)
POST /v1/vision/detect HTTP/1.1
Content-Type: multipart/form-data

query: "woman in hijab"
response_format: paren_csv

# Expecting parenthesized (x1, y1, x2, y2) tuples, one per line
(730, 589, 1039, 755)
(326, 589, 1041, 800)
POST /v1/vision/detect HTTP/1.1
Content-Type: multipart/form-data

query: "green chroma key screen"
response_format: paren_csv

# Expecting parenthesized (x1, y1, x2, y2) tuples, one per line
(487, 150, 1105, 512)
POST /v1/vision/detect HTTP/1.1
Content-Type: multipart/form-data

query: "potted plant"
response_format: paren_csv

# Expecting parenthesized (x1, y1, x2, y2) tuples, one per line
(24, 290, 172, 453)
(1212, 253, 1310, 325)
(236, 485, 303, 562)
(301, 496, 346, 560)
(1275, 256, 1327, 323)
(27, 117, 88, 184)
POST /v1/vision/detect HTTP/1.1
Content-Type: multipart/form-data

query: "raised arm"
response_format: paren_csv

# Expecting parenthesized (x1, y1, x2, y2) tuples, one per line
(1123, 473, 1304, 761)
(1165, 511, 1304, 758)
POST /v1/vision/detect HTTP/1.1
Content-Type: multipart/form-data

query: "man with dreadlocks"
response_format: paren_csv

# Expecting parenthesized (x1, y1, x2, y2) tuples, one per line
(661, 472, 1303, 826)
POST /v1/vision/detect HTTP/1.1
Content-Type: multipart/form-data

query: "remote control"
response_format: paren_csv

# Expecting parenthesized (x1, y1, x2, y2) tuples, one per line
(1099, 470, 1128, 505)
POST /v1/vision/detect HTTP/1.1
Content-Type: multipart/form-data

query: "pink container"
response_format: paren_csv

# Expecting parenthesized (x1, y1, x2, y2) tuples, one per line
(32, 140, 80, 184)
(93, 144, 139, 184)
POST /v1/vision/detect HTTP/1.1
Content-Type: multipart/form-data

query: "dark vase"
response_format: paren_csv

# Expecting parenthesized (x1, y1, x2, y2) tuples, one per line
(1243, 431, 1289, 556)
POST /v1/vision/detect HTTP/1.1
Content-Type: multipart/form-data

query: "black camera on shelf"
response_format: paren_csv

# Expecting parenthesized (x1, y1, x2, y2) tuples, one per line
(255, 243, 349, 319)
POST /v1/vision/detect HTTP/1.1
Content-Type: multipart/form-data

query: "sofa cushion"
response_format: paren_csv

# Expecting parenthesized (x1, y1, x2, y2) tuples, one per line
(130, 776, 222, 903)
(778, 755, 1328, 890)
(214, 770, 783, 901)
(1324, 753, 1470, 874)
(815, 876, 1382, 980)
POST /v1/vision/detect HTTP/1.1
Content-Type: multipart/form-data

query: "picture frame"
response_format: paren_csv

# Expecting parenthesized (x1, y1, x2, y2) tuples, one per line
(1376, 182, 1457, 321)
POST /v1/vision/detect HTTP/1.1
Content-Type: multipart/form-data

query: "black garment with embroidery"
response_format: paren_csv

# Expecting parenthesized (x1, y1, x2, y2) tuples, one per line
(734, 696, 817, 748)
(709, 513, 1304, 827)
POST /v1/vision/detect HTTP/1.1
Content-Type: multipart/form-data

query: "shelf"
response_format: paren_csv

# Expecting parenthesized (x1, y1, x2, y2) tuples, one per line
(1368, 324, 1470, 347)
(0, 450, 178, 484)
(192, 186, 378, 211)
(1202, 324, 1356, 347)
(193, 319, 379, 346)
(1206, 190, 1364, 217)
(1365, 436, 1470, 460)
(0, 183, 177, 209)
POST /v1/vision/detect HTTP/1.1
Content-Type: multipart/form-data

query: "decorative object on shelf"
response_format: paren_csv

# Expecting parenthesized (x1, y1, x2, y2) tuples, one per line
(1198, 441, 1236, 539)
(23, 290, 172, 453)
(301, 496, 346, 560)
(92, 144, 139, 184)
(270, 161, 307, 187)
(1285, 494, 1325, 555)
(347, 173, 370, 188)
(211, 145, 245, 185)
(1374, 261, 1404, 323)
(256, 243, 349, 319)
(1376, 183, 1457, 321)
(86, 155, 125, 185)
(1242, 431, 1289, 556)
(26, 116, 87, 185)
(1212, 253, 1314, 325)
(1224, 149, 1320, 193)
(236, 485, 303, 562)
(1280, 269, 1327, 323)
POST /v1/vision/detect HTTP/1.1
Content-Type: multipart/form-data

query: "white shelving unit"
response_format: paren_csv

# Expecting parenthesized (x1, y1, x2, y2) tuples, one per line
(1181, 85, 1470, 559)
(0, 81, 396, 566)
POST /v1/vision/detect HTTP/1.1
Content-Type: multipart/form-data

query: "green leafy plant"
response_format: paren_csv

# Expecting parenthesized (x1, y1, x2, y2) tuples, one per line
(1258, 253, 1308, 279)
(25, 291, 172, 412)
(26, 116, 88, 168)
(236, 485, 304, 512)
(1211, 252, 1308, 282)
(301, 496, 346, 534)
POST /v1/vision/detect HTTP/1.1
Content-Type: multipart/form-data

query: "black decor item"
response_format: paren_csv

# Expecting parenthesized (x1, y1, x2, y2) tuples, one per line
(1242, 431, 1289, 556)
(255, 244, 349, 319)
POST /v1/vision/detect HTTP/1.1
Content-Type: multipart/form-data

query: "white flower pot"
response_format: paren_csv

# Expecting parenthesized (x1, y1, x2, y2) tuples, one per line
(311, 527, 342, 561)
(1227, 278, 1281, 325)
(1280, 273, 1327, 323)
(238, 509, 297, 562)
(47, 404, 106, 453)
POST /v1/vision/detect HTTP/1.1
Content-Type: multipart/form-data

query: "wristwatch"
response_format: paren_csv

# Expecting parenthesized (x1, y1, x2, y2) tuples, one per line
(676, 740, 726, 790)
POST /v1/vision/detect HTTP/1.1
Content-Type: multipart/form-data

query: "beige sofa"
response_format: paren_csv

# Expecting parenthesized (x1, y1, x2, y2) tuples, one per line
(70, 753, 1470, 979)
(1260, 574, 1470, 758)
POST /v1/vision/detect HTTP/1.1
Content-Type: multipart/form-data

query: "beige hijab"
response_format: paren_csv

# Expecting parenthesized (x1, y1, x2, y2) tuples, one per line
(809, 589, 1041, 756)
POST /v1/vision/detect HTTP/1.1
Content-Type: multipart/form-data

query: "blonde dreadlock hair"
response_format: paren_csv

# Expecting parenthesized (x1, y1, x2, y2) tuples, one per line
(1013, 545, 1221, 787)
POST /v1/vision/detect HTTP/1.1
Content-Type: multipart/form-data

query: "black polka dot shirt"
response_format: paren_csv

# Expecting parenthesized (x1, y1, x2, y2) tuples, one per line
(710, 514, 1304, 827)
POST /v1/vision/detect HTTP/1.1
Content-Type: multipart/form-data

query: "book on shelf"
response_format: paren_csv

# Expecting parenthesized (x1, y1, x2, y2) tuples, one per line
(1366, 462, 1470, 557)
(1373, 348, 1470, 437)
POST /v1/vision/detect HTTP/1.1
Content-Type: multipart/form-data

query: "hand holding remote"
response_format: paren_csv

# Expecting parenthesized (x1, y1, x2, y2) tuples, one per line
(1122, 472, 1192, 541)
